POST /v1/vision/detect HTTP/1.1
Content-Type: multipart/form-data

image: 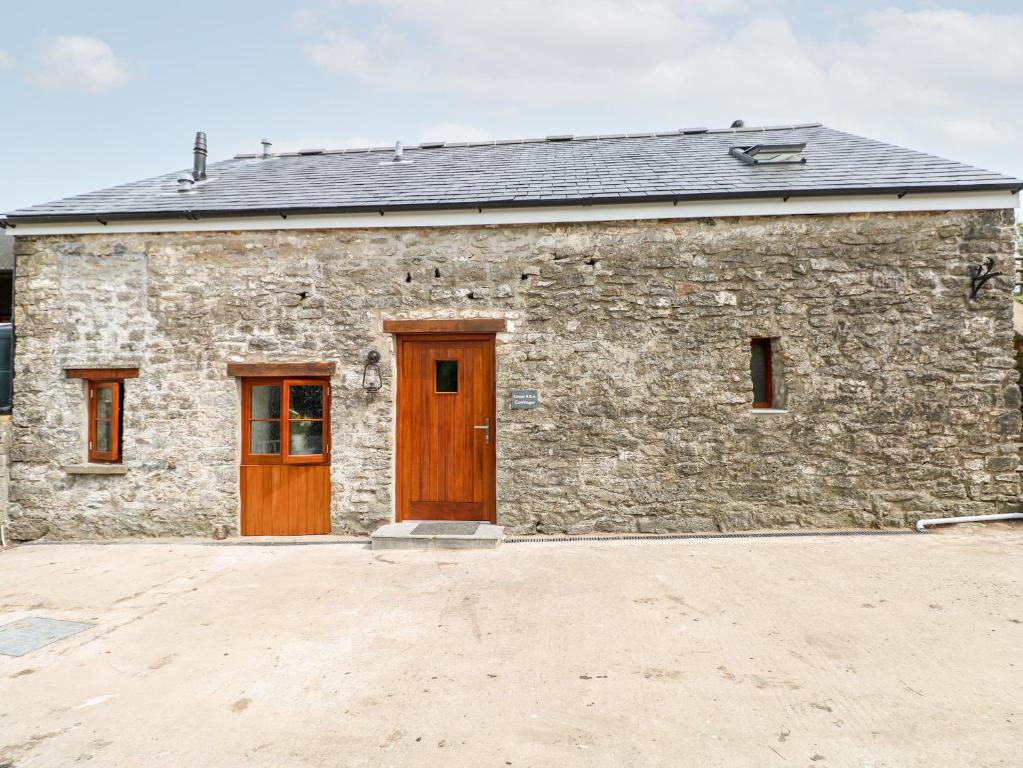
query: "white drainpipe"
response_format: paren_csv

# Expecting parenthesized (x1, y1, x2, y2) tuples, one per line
(915, 512, 1023, 533)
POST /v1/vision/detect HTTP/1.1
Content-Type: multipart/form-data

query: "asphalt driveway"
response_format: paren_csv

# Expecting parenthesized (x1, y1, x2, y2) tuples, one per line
(1, 527, 1021, 767)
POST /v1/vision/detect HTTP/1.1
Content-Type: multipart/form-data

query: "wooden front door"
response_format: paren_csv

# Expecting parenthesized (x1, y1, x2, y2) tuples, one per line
(396, 334, 496, 522)
(239, 377, 331, 535)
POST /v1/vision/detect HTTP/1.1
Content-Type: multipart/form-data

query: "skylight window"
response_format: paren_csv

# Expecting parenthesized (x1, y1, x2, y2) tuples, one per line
(730, 143, 806, 165)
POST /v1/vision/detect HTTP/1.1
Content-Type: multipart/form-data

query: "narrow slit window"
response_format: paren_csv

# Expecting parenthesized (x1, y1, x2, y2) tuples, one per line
(435, 360, 458, 393)
(751, 338, 774, 409)
(88, 381, 122, 462)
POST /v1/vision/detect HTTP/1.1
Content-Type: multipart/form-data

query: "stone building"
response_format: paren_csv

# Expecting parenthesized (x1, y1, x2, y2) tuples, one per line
(0, 123, 1020, 540)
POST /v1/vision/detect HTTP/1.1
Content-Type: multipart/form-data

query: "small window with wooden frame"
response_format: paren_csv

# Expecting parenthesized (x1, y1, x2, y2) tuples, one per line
(88, 381, 123, 462)
(66, 368, 137, 463)
(241, 378, 331, 465)
(750, 338, 774, 409)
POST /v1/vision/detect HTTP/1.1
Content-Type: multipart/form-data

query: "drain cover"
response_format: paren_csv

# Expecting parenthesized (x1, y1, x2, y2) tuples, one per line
(0, 617, 94, 657)
(411, 522, 481, 536)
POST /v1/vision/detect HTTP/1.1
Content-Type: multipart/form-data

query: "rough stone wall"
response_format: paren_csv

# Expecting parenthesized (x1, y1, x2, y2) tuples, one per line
(8, 209, 1020, 538)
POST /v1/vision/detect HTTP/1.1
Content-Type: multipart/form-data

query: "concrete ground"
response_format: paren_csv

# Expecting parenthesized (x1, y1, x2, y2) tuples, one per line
(1, 527, 1021, 768)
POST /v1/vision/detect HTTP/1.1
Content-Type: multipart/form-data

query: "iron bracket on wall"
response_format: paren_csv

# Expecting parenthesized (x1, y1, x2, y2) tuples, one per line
(968, 257, 1001, 300)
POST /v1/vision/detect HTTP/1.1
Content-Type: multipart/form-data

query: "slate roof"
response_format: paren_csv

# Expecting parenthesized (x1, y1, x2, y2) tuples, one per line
(4, 123, 1021, 224)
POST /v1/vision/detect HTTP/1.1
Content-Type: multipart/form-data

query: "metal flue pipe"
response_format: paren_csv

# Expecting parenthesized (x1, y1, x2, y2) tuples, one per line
(192, 132, 208, 181)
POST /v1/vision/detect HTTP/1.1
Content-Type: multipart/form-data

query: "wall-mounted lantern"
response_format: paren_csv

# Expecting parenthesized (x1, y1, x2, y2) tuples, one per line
(362, 350, 382, 392)
(969, 257, 1001, 300)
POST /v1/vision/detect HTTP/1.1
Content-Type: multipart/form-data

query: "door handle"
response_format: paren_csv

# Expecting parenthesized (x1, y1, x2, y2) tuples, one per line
(474, 417, 491, 445)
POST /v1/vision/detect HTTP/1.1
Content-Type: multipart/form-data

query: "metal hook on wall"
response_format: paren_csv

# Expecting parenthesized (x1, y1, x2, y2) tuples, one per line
(968, 257, 1002, 300)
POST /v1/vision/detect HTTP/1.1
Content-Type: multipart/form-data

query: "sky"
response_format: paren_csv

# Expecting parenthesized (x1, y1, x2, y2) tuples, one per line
(1, 0, 1021, 213)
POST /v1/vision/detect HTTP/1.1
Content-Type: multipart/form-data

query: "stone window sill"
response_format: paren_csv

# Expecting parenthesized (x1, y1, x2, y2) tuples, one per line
(64, 464, 129, 476)
(750, 408, 789, 415)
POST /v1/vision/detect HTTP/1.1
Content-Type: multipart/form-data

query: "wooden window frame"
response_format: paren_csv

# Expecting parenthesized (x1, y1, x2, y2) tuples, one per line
(751, 338, 774, 409)
(88, 380, 122, 463)
(67, 368, 139, 381)
(227, 362, 335, 378)
(434, 359, 459, 394)
(383, 318, 506, 334)
(241, 377, 331, 466)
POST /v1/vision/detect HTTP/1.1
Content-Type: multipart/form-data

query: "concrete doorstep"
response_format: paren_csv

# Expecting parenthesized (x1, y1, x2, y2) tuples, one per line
(370, 521, 503, 550)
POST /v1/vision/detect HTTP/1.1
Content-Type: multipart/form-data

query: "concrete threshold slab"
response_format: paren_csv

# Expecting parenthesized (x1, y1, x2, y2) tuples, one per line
(371, 522, 504, 550)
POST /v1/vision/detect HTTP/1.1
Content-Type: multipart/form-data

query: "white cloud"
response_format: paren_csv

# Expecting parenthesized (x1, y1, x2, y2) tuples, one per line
(0, 50, 13, 69)
(824, 10, 1023, 153)
(300, 3, 1023, 172)
(35, 36, 129, 93)
(304, 1, 724, 98)
(305, 30, 372, 76)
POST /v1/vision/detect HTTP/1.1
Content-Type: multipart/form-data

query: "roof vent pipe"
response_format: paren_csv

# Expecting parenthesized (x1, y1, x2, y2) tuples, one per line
(192, 131, 208, 181)
(392, 140, 403, 162)
(261, 138, 272, 158)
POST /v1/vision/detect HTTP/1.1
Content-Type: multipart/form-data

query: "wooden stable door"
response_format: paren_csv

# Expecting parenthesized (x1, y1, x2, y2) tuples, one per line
(396, 334, 496, 522)
(239, 378, 331, 535)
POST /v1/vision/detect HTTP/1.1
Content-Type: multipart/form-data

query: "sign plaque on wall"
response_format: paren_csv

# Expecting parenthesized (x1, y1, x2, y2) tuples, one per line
(511, 389, 540, 409)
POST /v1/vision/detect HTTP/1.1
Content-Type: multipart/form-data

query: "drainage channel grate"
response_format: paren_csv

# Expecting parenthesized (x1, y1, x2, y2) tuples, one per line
(506, 529, 915, 544)
(0, 617, 95, 657)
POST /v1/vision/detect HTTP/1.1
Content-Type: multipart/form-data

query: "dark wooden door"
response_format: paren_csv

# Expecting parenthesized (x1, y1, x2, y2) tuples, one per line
(396, 334, 496, 522)
(239, 377, 331, 535)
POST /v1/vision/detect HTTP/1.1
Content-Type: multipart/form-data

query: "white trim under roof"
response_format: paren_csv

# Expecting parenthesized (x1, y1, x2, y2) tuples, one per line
(6, 190, 1018, 236)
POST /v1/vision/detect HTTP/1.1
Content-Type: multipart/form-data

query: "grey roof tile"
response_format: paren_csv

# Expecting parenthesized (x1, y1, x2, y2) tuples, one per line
(5, 124, 1021, 223)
